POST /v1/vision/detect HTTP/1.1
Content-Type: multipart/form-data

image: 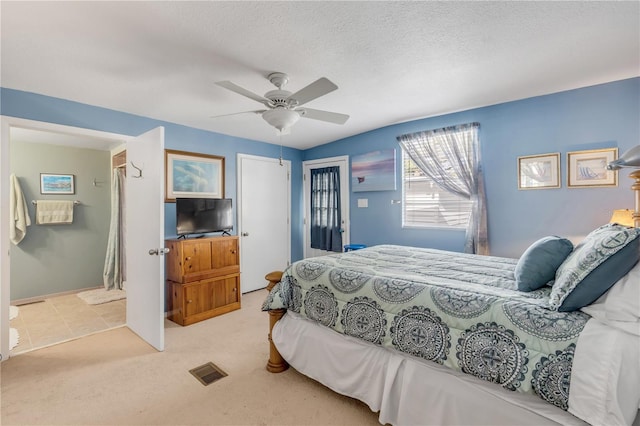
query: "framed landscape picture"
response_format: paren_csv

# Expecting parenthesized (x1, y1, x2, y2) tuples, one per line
(40, 173, 75, 194)
(165, 149, 225, 202)
(517, 153, 560, 190)
(567, 148, 617, 188)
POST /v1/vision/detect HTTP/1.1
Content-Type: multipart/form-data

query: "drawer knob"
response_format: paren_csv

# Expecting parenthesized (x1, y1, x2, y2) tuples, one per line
(187, 299, 193, 303)
(185, 256, 191, 260)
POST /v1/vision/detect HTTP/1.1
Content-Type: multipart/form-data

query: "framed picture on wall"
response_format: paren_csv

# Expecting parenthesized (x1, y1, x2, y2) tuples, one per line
(567, 148, 618, 188)
(351, 149, 396, 192)
(517, 153, 561, 190)
(165, 149, 225, 202)
(40, 173, 75, 194)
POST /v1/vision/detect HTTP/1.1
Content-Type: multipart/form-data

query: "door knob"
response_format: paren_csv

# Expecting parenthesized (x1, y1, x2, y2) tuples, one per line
(241, 232, 249, 236)
(149, 248, 171, 256)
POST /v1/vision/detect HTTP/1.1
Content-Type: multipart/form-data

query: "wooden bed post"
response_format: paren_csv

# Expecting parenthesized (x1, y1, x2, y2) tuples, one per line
(630, 170, 640, 228)
(265, 271, 289, 373)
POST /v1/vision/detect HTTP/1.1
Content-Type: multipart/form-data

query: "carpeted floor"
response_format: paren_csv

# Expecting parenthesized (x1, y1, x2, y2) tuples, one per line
(1, 290, 380, 425)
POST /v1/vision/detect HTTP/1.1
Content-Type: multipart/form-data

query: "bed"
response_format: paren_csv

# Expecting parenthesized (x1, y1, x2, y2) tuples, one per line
(262, 223, 640, 426)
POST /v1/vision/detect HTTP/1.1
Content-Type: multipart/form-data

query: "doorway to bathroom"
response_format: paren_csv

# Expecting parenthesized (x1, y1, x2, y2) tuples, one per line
(1, 117, 166, 359)
(8, 127, 126, 354)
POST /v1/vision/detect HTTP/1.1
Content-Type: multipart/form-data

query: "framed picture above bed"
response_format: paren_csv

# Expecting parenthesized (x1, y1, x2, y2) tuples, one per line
(517, 152, 560, 190)
(567, 148, 618, 188)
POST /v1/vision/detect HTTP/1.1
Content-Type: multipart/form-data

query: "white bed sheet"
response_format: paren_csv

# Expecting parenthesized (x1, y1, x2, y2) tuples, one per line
(570, 319, 640, 426)
(273, 311, 589, 426)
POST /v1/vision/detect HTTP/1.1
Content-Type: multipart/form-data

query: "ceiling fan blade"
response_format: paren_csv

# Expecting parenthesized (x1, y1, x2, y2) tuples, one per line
(210, 110, 266, 119)
(300, 108, 349, 125)
(215, 81, 271, 105)
(288, 77, 338, 106)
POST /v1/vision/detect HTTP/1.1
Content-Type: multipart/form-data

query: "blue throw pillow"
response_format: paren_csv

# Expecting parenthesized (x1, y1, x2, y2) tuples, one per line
(550, 224, 640, 312)
(515, 236, 574, 292)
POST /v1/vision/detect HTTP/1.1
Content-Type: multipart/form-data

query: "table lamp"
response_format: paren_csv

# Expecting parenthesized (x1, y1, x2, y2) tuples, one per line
(607, 145, 640, 227)
(609, 209, 634, 227)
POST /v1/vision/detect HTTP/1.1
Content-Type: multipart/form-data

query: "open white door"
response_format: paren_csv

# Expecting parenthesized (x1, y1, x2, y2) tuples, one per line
(238, 154, 290, 293)
(126, 127, 165, 351)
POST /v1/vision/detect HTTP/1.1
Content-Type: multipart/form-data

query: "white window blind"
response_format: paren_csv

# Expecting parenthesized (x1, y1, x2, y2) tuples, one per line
(402, 149, 472, 228)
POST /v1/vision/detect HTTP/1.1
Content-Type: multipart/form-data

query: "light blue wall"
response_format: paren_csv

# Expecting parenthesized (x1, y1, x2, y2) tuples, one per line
(0, 88, 305, 262)
(3, 78, 638, 262)
(305, 78, 640, 258)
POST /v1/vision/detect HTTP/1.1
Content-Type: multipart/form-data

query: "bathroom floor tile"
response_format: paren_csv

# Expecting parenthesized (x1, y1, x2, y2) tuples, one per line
(9, 292, 126, 356)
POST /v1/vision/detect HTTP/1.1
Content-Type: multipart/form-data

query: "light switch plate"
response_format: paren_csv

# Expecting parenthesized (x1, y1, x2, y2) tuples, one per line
(357, 198, 368, 208)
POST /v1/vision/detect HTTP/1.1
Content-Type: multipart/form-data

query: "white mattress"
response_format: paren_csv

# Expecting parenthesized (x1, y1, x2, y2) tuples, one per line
(274, 311, 591, 426)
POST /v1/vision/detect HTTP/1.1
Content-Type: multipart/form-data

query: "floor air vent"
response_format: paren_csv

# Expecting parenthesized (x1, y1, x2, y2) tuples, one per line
(189, 362, 228, 386)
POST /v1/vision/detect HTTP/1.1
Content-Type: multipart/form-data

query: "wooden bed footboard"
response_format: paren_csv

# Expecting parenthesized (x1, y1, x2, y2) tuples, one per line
(265, 271, 289, 373)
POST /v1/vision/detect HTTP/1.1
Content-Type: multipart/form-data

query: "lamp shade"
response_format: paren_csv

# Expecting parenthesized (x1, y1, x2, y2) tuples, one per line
(609, 209, 635, 227)
(607, 145, 640, 170)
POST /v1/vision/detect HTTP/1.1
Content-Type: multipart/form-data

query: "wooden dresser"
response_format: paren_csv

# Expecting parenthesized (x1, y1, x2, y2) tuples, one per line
(165, 235, 241, 326)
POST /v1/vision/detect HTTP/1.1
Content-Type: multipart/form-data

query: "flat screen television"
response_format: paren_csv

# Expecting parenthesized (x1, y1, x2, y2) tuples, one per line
(176, 198, 233, 236)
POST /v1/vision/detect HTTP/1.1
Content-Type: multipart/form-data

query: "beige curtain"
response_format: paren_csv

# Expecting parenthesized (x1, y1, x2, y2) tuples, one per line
(103, 168, 126, 290)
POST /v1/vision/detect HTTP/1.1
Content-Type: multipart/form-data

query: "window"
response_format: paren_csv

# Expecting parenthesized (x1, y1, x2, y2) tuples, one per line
(401, 136, 473, 229)
(398, 122, 486, 253)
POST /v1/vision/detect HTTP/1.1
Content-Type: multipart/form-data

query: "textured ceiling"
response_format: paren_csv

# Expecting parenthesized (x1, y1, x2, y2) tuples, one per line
(2, 1, 639, 149)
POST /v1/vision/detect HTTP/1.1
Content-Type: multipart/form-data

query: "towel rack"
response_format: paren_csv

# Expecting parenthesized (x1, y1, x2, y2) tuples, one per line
(32, 200, 81, 205)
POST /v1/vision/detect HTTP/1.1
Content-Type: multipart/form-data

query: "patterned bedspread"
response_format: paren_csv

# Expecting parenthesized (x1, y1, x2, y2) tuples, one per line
(263, 245, 591, 410)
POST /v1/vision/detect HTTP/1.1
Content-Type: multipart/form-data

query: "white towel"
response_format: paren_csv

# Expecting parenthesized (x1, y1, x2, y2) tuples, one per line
(36, 200, 74, 224)
(9, 305, 19, 320)
(10, 328, 19, 351)
(9, 174, 31, 244)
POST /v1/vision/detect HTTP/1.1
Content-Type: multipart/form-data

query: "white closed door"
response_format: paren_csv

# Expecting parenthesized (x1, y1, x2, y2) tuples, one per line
(238, 154, 290, 293)
(125, 127, 165, 351)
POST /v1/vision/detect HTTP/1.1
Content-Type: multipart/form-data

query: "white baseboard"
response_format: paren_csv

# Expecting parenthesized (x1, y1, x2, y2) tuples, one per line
(11, 285, 103, 306)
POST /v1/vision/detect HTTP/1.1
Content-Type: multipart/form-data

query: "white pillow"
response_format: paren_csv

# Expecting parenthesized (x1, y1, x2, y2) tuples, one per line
(581, 260, 640, 335)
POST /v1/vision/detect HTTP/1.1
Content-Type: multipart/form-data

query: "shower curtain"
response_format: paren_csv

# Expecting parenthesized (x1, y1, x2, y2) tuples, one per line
(103, 167, 125, 290)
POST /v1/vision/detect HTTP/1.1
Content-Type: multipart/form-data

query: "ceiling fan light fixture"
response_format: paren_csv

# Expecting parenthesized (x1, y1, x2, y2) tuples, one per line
(262, 109, 300, 133)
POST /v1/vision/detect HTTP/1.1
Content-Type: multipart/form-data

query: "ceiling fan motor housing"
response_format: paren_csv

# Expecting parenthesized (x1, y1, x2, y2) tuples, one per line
(265, 90, 294, 107)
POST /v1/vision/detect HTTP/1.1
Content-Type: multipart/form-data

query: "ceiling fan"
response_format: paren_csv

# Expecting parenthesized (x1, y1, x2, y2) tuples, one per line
(214, 72, 349, 134)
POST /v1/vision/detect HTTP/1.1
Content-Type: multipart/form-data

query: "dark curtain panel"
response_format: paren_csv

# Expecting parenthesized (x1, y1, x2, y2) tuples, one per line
(310, 166, 342, 252)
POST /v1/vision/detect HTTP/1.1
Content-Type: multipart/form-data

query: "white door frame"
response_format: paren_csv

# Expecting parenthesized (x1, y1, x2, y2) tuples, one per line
(0, 116, 134, 360)
(302, 155, 350, 259)
(237, 153, 291, 291)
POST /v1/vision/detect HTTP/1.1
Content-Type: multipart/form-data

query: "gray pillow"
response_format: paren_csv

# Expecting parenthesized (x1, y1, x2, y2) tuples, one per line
(515, 236, 574, 292)
(549, 224, 640, 312)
